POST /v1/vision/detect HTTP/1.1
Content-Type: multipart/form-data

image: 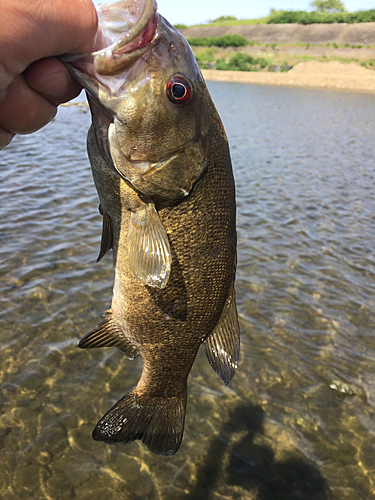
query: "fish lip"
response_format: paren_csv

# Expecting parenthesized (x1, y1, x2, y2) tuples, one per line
(91, 13, 158, 59)
(93, 13, 159, 76)
(61, 13, 160, 101)
(61, 0, 159, 77)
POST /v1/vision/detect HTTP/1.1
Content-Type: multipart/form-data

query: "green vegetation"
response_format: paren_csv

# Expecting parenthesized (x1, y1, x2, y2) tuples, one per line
(361, 60, 375, 69)
(194, 52, 293, 73)
(174, 24, 187, 29)
(215, 54, 271, 71)
(179, 7, 375, 28)
(194, 48, 219, 68)
(266, 9, 375, 24)
(190, 17, 269, 27)
(310, 0, 346, 13)
(211, 16, 238, 22)
(187, 34, 249, 47)
(181, 1, 375, 75)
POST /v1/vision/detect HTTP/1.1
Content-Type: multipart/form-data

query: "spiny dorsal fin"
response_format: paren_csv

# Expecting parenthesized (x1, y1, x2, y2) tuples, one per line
(97, 205, 113, 262)
(127, 203, 171, 289)
(204, 286, 240, 385)
(93, 389, 187, 456)
(79, 310, 139, 360)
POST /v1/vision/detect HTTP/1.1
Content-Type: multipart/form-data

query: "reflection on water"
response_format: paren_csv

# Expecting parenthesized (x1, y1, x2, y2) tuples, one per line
(1, 83, 375, 499)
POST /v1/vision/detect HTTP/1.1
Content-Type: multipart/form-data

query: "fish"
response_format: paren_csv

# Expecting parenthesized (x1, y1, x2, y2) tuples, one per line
(62, 0, 239, 456)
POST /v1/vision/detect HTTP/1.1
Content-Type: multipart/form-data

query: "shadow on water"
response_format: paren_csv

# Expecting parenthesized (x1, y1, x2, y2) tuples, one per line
(185, 404, 332, 500)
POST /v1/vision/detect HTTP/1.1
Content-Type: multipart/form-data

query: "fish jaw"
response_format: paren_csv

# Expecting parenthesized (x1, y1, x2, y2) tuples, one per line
(94, 0, 158, 76)
(62, 0, 159, 99)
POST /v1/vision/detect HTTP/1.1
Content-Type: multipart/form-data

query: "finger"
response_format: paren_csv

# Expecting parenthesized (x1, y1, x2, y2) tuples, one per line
(0, 74, 57, 135)
(0, 126, 14, 150)
(1, 0, 97, 79)
(24, 57, 82, 106)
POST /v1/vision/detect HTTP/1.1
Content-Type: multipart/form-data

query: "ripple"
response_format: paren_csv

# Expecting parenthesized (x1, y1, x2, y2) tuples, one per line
(1, 83, 375, 499)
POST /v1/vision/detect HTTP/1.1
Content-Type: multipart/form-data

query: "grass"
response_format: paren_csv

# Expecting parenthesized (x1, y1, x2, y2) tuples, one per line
(361, 60, 375, 69)
(191, 45, 375, 73)
(176, 8, 375, 28)
(186, 36, 375, 51)
(187, 34, 249, 47)
(187, 17, 269, 28)
(193, 50, 289, 72)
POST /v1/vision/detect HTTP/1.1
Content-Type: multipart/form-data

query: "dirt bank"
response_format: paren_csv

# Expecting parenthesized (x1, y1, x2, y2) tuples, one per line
(181, 23, 375, 45)
(202, 61, 375, 93)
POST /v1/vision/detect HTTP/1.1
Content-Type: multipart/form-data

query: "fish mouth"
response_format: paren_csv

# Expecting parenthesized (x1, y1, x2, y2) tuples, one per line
(61, 0, 158, 84)
(93, 0, 158, 76)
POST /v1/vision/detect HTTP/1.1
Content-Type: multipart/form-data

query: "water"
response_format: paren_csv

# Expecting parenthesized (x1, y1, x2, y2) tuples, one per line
(1, 82, 375, 499)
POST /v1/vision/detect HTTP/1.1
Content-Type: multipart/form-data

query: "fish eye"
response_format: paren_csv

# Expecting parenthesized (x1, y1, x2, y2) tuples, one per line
(166, 74, 192, 105)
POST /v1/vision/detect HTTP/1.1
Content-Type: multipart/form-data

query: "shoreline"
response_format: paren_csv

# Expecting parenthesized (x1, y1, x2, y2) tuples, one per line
(202, 61, 375, 94)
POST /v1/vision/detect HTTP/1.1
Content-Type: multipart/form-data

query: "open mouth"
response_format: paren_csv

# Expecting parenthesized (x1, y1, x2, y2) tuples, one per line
(61, 0, 158, 78)
(93, 0, 158, 76)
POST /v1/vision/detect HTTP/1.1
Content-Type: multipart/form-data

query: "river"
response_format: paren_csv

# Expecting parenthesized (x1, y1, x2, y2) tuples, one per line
(1, 81, 375, 499)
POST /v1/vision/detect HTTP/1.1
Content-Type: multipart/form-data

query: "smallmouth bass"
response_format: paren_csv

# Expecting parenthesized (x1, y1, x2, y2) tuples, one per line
(63, 0, 239, 456)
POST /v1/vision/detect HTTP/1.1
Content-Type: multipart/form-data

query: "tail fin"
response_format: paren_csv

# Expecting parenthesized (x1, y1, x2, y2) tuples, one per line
(92, 390, 187, 456)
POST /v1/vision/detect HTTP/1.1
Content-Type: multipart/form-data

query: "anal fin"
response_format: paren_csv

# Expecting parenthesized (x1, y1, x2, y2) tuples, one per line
(127, 203, 171, 289)
(204, 286, 240, 385)
(79, 310, 139, 360)
(97, 205, 113, 262)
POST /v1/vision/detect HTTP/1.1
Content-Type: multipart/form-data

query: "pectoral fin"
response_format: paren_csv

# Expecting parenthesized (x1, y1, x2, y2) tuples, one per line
(79, 310, 139, 360)
(127, 203, 171, 289)
(97, 205, 113, 262)
(131, 141, 206, 200)
(204, 287, 240, 385)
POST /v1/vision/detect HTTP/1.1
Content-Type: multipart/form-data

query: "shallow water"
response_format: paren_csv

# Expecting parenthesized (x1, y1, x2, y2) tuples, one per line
(1, 82, 375, 499)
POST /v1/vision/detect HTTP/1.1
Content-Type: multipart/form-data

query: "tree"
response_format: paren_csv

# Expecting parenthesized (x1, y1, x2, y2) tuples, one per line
(310, 0, 346, 13)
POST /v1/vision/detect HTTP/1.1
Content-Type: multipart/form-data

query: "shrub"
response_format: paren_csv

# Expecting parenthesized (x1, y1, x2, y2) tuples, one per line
(215, 58, 230, 70)
(187, 34, 249, 47)
(215, 53, 274, 72)
(361, 60, 375, 69)
(266, 9, 375, 24)
(226, 53, 257, 71)
(212, 15, 237, 22)
(194, 48, 218, 68)
(174, 24, 187, 29)
(280, 61, 293, 72)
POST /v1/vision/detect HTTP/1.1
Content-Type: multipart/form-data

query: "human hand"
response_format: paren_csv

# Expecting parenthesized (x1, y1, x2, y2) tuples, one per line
(0, 0, 97, 149)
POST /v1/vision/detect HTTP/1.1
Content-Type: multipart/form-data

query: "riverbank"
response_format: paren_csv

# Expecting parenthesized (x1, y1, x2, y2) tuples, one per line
(181, 22, 375, 46)
(202, 61, 375, 93)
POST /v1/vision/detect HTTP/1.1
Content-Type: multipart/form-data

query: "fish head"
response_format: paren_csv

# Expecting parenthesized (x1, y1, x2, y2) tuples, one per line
(63, 0, 211, 201)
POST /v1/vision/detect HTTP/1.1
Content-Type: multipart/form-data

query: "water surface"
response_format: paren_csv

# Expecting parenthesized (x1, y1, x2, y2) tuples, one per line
(1, 82, 375, 499)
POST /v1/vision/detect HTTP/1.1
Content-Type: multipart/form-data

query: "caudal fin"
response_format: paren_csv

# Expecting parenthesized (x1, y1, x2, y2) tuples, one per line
(92, 390, 187, 456)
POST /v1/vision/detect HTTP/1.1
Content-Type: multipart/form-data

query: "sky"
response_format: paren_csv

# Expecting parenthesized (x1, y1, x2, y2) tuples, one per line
(93, 0, 375, 26)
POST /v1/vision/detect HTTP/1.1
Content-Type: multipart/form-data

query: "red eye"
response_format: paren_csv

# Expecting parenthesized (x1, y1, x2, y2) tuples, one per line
(166, 75, 192, 105)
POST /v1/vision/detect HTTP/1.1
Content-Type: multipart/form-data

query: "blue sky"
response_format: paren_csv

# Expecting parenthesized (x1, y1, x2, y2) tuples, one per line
(93, 1, 375, 26)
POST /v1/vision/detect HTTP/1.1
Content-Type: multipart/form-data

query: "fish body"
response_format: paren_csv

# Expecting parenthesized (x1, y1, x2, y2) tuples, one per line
(64, 0, 239, 456)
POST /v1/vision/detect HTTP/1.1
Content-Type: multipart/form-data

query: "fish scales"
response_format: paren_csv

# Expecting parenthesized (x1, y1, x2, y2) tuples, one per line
(63, 0, 239, 456)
